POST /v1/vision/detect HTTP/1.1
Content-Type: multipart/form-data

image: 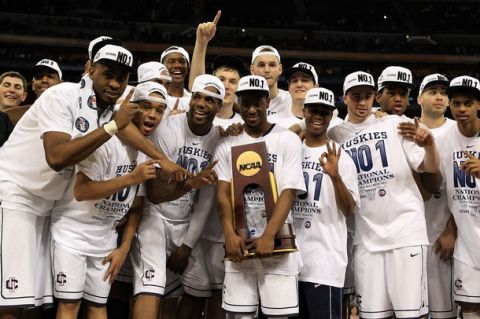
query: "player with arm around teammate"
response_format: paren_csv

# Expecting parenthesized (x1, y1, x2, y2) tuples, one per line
(50, 81, 167, 319)
(328, 71, 439, 319)
(294, 87, 360, 319)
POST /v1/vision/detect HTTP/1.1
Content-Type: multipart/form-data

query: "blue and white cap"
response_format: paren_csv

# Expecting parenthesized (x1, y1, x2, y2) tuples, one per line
(137, 61, 172, 83)
(33, 59, 62, 80)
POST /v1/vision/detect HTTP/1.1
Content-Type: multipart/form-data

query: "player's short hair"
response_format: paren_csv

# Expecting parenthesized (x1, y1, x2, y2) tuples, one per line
(0, 71, 27, 91)
(213, 66, 241, 78)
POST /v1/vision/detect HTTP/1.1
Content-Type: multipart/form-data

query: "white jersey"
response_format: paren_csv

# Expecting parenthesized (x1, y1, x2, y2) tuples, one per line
(165, 89, 192, 115)
(214, 124, 306, 274)
(215, 124, 306, 228)
(268, 108, 303, 130)
(267, 89, 291, 115)
(0, 80, 114, 216)
(424, 118, 456, 244)
(294, 142, 360, 287)
(213, 111, 243, 130)
(201, 112, 244, 243)
(144, 113, 221, 221)
(437, 124, 480, 268)
(328, 114, 428, 251)
(51, 138, 144, 256)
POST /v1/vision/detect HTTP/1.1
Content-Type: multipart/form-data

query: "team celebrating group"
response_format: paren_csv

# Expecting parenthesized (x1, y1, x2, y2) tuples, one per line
(0, 11, 479, 319)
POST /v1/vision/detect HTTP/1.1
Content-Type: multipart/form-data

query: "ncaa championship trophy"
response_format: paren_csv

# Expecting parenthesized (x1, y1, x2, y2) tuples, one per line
(230, 141, 297, 257)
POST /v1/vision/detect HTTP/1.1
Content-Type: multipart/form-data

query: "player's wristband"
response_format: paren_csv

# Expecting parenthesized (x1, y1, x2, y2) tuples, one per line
(103, 120, 118, 136)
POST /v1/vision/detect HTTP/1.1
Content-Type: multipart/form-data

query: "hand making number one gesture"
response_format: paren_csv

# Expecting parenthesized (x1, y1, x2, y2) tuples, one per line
(197, 10, 222, 44)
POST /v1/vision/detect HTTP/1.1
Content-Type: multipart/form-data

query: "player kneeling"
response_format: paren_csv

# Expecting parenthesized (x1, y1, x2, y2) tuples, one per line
(50, 82, 167, 319)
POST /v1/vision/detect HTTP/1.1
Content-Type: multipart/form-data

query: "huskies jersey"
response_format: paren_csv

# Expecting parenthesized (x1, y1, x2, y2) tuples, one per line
(437, 124, 480, 268)
(213, 111, 243, 130)
(51, 138, 144, 256)
(0, 80, 113, 216)
(328, 114, 428, 251)
(267, 89, 291, 116)
(144, 113, 221, 221)
(215, 124, 306, 231)
(214, 124, 306, 274)
(424, 118, 456, 244)
(294, 142, 360, 287)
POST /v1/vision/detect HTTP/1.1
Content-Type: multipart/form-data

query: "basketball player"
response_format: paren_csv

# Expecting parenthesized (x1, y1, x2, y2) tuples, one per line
(417, 74, 458, 319)
(0, 71, 27, 111)
(436, 76, 480, 319)
(375, 66, 413, 116)
(130, 74, 224, 319)
(250, 45, 291, 115)
(328, 71, 439, 319)
(294, 87, 360, 319)
(31, 59, 62, 98)
(50, 81, 167, 319)
(215, 75, 306, 318)
(0, 44, 138, 319)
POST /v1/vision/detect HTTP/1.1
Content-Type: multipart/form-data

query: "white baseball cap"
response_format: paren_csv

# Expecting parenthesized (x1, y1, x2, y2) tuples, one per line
(304, 88, 335, 108)
(137, 61, 172, 83)
(93, 44, 134, 72)
(251, 45, 281, 64)
(283, 62, 318, 85)
(191, 74, 225, 100)
(160, 46, 190, 65)
(131, 81, 168, 104)
(88, 35, 112, 59)
(377, 66, 413, 92)
(446, 76, 480, 99)
(343, 71, 376, 94)
(236, 75, 269, 95)
(33, 59, 62, 80)
(418, 74, 449, 96)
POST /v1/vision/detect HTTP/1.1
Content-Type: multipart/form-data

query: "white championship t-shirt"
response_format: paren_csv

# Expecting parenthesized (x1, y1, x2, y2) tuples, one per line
(214, 124, 306, 274)
(424, 118, 456, 244)
(437, 124, 480, 269)
(165, 89, 192, 116)
(144, 112, 221, 221)
(269, 108, 303, 130)
(294, 142, 360, 287)
(328, 114, 428, 251)
(213, 111, 243, 130)
(267, 89, 291, 115)
(51, 138, 145, 256)
(0, 81, 114, 216)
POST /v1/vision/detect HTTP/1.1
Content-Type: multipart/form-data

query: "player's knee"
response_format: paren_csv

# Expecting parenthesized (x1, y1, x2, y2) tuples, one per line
(57, 300, 81, 314)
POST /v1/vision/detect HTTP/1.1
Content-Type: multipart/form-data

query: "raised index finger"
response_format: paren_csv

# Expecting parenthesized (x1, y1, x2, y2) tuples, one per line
(123, 88, 135, 104)
(464, 151, 476, 160)
(212, 10, 222, 25)
(205, 159, 219, 170)
(414, 117, 420, 129)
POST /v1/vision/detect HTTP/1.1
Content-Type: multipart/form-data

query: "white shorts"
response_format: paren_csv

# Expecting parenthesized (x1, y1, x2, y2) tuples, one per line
(51, 241, 111, 305)
(0, 208, 53, 308)
(201, 238, 225, 290)
(453, 258, 480, 304)
(426, 246, 456, 318)
(354, 245, 428, 319)
(130, 214, 188, 297)
(222, 271, 298, 316)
